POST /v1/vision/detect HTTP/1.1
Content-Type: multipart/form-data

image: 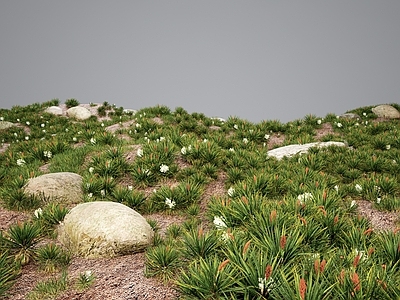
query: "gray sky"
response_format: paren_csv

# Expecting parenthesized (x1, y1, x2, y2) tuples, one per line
(1, 1, 399, 123)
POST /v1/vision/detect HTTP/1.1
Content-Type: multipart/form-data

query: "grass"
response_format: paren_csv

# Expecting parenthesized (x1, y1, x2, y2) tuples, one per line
(0, 100, 399, 298)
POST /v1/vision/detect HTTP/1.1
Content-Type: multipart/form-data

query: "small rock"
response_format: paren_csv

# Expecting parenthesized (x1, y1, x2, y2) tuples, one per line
(44, 106, 63, 115)
(67, 106, 92, 120)
(340, 113, 360, 120)
(0, 121, 15, 130)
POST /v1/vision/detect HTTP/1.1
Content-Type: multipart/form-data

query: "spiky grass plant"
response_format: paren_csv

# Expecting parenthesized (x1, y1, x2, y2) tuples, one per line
(0, 251, 20, 298)
(27, 271, 68, 300)
(1, 222, 42, 265)
(145, 244, 182, 282)
(36, 243, 71, 273)
(181, 227, 220, 260)
(76, 270, 96, 291)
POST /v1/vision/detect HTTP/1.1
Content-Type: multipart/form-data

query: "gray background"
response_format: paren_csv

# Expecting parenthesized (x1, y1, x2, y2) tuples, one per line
(1, 1, 399, 123)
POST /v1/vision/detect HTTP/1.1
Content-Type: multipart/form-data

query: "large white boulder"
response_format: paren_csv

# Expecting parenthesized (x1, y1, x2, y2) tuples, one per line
(44, 106, 63, 115)
(372, 105, 400, 119)
(58, 201, 153, 258)
(66, 106, 92, 120)
(24, 172, 83, 204)
(267, 141, 347, 160)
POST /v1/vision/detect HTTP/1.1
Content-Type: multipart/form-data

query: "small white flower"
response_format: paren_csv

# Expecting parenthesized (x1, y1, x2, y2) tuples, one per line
(101, 123, 104, 127)
(25, 136, 29, 140)
(264, 134, 270, 140)
(41, 123, 45, 127)
(203, 139, 208, 143)
(89, 167, 94, 173)
(165, 197, 176, 209)
(26, 121, 30, 125)
(14, 133, 18, 137)
(65, 128, 69, 132)
(90, 137, 96, 144)
(43, 150, 52, 158)
(227, 187, 235, 197)
(17, 118, 20, 122)
(84, 270, 92, 279)
(355, 184, 362, 192)
(34, 208, 43, 218)
(317, 119, 322, 125)
(87, 193, 93, 198)
(233, 124, 238, 130)
(100, 190, 105, 197)
(363, 112, 367, 116)
(297, 192, 313, 204)
(135, 123, 141, 128)
(73, 137, 77, 142)
(77, 131, 82, 135)
(17, 158, 26, 166)
(159, 136, 165, 141)
(213, 216, 227, 230)
(365, 121, 368, 125)
(336, 115, 340, 119)
(354, 249, 368, 262)
(181, 147, 187, 155)
(355, 123, 359, 126)
(128, 185, 133, 191)
(137, 148, 143, 157)
(336, 122, 343, 128)
(0, 117, 3, 121)
(376, 197, 381, 204)
(334, 185, 339, 193)
(386, 145, 391, 150)
(350, 200, 357, 208)
(42, 129, 46, 133)
(160, 164, 169, 173)
(243, 138, 249, 144)
(228, 148, 235, 152)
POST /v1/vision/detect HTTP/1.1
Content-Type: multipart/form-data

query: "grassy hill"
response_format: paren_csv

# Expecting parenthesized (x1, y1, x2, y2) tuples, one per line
(0, 99, 399, 299)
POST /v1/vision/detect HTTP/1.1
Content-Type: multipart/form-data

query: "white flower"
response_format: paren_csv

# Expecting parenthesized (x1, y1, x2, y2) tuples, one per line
(334, 185, 339, 193)
(227, 187, 235, 197)
(365, 121, 368, 125)
(34, 208, 43, 219)
(87, 193, 93, 198)
(137, 148, 143, 157)
(100, 190, 105, 197)
(203, 139, 208, 143)
(354, 249, 368, 262)
(101, 123, 104, 127)
(181, 147, 187, 155)
(213, 216, 227, 230)
(264, 134, 270, 140)
(14, 133, 18, 137)
(336, 122, 343, 128)
(84, 270, 93, 279)
(355, 184, 362, 192)
(220, 231, 230, 242)
(228, 148, 235, 152)
(17, 158, 26, 166)
(65, 128, 69, 132)
(165, 197, 176, 209)
(355, 123, 359, 126)
(363, 112, 367, 116)
(25, 136, 29, 140)
(376, 197, 381, 204)
(297, 192, 313, 204)
(233, 124, 238, 130)
(135, 123, 141, 128)
(350, 200, 357, 208)
(42, 129, 46, 133)
(317, 119, 322, 125)
(160, 164, 169, 173)
(73, 137, 77, 142)
(17, 118, 20, 122)
(386, 145, 391, 150)
(243, 138, 249, 144)
(0, 117, 3, 121)
(90, 137, 96, 144)
(41, 123, 45, 127)
(89, 167, 94, 173)
(128, 185, 133, 191)
(26, 121, 30, 125)
(159, 136, 165, 142)
(43, 151, 52, 158)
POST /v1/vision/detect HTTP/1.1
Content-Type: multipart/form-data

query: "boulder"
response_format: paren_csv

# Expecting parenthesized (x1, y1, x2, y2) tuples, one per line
(24, 172, 83, 204)
(372, 105, 400, 119)
(58, 201, 153, 258)
(66, 106, 91, 120)
(0, 121, 15, 130)
(267, 141, 346, 160)
(44, 106, 63, 115)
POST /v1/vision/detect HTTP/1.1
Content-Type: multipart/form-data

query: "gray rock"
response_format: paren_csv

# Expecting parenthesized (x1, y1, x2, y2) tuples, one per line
(0, 121, 15, 130)
(372, 105, 400, 119)
(24, 172, 83, 204)
(66, 106, 92, 120)
(44, 106, 63, 115)
(340, 113, 360, 120)
(267, 141, 346, 160)
(58, 201, 154, 258)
